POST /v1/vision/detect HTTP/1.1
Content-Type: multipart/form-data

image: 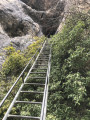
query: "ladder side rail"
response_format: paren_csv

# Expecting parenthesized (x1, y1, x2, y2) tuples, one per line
(0, 41, 44, 108)
(2, 41, 46, 120)
(40, 45, 51, 120)
(23, 41, 46, 83)
(43, 45, 51, 120)
(40, 77, 48, 120)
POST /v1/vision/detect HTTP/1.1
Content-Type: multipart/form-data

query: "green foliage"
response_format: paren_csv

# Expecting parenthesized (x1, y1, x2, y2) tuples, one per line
(4, 45, 16, 56)
(2, 36, 45, 76)
(0, 36, 46, 119)
(65, 73, 86, 105)
(48, 12, 90, 119)
(0, 76, 23, 118)
(10, 103, 41, 117)
(24, 36, 46, 59)
(47, 114, 57, 120)
(2, 50, 26, 76)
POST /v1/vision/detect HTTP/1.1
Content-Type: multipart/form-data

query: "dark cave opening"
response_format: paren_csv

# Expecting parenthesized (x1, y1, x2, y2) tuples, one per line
(46, 30, 56, 38)
(42, 26, 58, 38)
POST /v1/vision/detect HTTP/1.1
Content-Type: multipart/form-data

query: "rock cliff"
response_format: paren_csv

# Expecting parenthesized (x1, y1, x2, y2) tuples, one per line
(22, 0, 65, 36)
(0, 0, 41, 69)
(0, 0, 90, 69)
(21, 0, 59, 11)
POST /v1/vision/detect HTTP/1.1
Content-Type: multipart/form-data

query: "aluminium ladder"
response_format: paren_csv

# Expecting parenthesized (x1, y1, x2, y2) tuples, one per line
(2, 40, 51, 120)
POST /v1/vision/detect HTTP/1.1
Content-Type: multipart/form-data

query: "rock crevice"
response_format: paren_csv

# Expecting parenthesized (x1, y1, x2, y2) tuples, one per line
(1, 0, 89, 68)
(21, 0, 66, 36)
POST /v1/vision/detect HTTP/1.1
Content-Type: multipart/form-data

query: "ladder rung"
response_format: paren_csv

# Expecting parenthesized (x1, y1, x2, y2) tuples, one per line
(38, 58, 48, 60)
(41, 50, 49, 55)
(38, 56, 49, 58)
(24, 83, 45, 86)
(42, 51, 49, 53)
(43, 50, 49, 52)
(35, 64, 47, 66)
(37, 59, 48, 61)
(39, 57, 49, 59)
(40, 55, 49, 57)
(32, 68, 47, 70)
(20, 91, 44, 94)
(38, 58, 49, 60)
(34, 66, 47, 69)
(8, 115, 40, 119)
(43, 53, 49, 54)
(42, 51, 49, 52)
(44, 47, 49, 48)
(42, 49, 49, 50)
(29, 77, 46, 79)
(15, 101, 42, 104)
(30, 72, 46, 74)
(40, 54, 49, 55)
(43, 45, 49, 46)
(45, 43, 49, 44)
(39, 56, 49, 57)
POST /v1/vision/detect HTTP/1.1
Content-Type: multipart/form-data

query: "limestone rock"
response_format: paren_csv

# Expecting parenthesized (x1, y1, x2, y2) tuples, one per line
(22, 0, 66, 36)
(0, 0, 89, 70)
(21, 0, 59, 11)
(57, 0, 90, 32)
(0, 0, 42, 69)
(0, 0, 41, 37)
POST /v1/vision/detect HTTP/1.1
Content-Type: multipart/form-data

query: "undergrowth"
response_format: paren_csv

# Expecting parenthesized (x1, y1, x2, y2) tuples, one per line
(47, 12, 90, 120)
(0, 36, 46, 119)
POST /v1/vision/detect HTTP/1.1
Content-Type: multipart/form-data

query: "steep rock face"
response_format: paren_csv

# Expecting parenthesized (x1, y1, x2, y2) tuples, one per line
(0, 0, 40, 37)
(22, 0, 66, 36)
(21, 0, 45, 11)
(1, 0, 89, 69)
(21, 0, 59, 11)
(0, 0, 66, 42)
(66, 0, 90, 13)
(0, 0, 67, 69)
(57, 0, 90, 32)
(0, 0, 42, 70)
(0, 24, 36, 70)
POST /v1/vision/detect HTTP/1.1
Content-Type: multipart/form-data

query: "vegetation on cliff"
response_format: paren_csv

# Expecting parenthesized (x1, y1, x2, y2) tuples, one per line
(0, 36, 45, 118)
(47, 12, 90, 120)
(2, 36, 45, 76)
(0, 10, 90, 120)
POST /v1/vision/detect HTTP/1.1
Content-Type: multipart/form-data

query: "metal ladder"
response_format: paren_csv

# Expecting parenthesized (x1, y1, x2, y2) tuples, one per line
(2, 40, 51, 120)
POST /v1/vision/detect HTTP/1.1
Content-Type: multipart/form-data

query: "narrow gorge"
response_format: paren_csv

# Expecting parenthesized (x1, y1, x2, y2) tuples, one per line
(0, 0, 90, 68)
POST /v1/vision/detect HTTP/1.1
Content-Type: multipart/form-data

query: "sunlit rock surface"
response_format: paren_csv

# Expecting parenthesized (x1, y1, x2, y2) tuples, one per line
(0, 0, 89, 69)
(0, 0, 42, 70)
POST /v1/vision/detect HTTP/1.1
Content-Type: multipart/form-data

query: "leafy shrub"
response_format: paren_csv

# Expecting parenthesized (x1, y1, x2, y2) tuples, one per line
(4, 45, 16, 56)
(48, 12, 90, 119)
(47, 114, 57, 120)
(2, 50, 26, 76)
(0, 36, 46, 119)
(24, 36, 46, 59)
(2, 36, 46, 76)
